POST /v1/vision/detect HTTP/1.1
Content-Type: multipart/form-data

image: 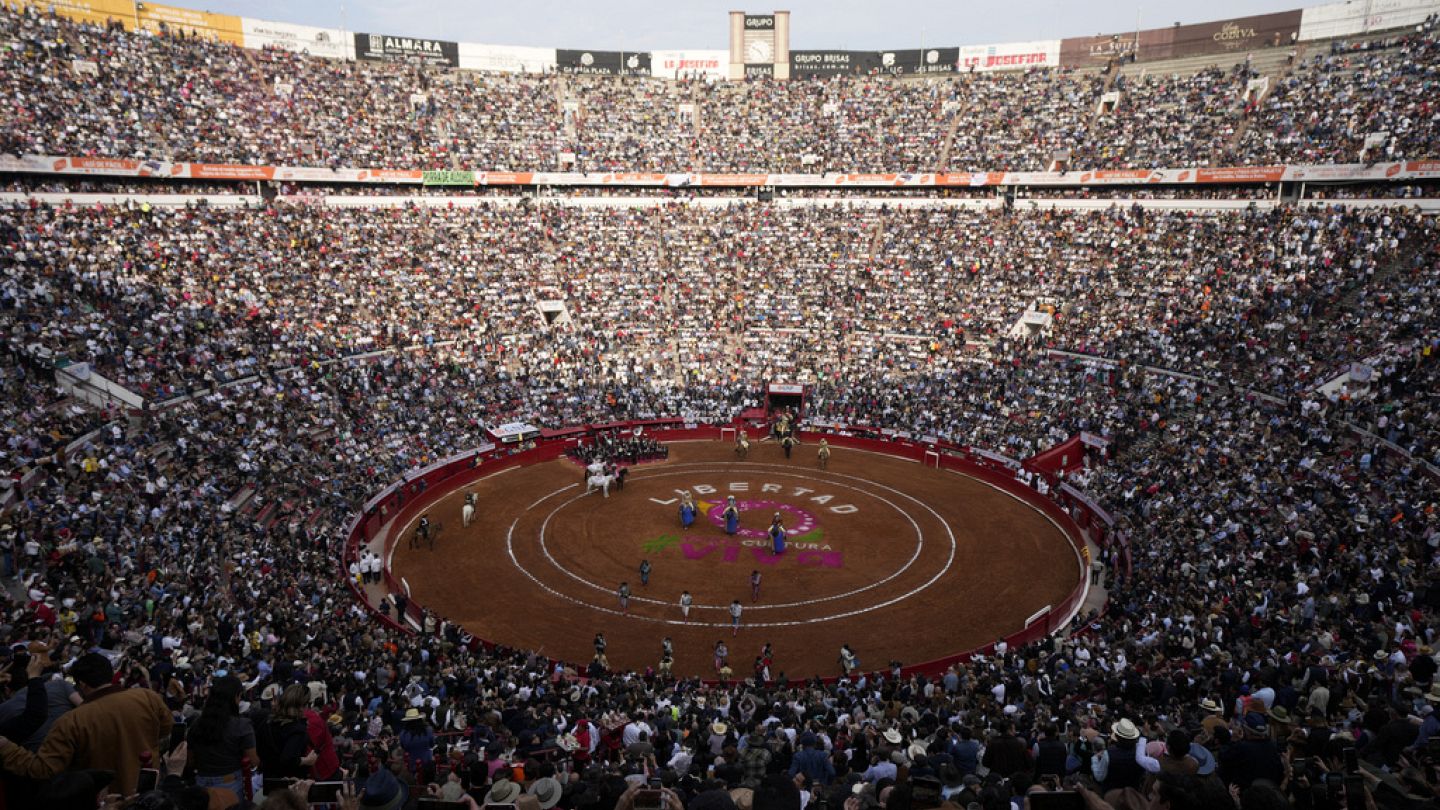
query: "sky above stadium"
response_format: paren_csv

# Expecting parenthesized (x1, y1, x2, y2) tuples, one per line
(200, 0, 1305, 50)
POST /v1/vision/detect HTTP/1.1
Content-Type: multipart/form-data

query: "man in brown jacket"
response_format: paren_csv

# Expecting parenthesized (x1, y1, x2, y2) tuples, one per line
(0, 653, 173, 794)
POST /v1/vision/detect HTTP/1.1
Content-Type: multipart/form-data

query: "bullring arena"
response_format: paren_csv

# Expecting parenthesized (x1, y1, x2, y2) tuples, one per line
(365, 430, 1087, 678)
(6, 0, 1440, 807)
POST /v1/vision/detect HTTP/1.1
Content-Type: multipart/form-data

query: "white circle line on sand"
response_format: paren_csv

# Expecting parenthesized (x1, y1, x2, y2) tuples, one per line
(941, 467, 1091, 630)
(503, 461, 959, 628)
(534, 464, 925, 610)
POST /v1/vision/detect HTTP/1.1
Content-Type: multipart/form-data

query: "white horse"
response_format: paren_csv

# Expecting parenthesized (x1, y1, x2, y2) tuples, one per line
(462, 502, 475, 527)
(586, 473, 618, 498)
(735, 432, 750, 459)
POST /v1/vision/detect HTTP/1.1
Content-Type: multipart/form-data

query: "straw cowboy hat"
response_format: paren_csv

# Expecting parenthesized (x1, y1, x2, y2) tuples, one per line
(529, 777, 563, 810)
(1110, 719, 1140, 741)
(487, 781, 522, 805)
(711, 721, 729, 736)
(882, 728, 903, 745)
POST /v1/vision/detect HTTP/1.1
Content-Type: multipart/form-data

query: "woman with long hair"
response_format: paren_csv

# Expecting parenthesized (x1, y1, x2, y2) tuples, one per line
(255, 684, 316, 780)
(187, 674, 259, 806)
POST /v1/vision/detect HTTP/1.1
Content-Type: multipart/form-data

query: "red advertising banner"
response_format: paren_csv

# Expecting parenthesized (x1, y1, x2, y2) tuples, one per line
(477, 172, 535, 185)
(187, 163, 277, 180)
(1404, 161, 1440, 178)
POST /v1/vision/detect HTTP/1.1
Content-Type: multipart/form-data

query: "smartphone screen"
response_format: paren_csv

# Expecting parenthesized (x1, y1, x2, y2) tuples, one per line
(1343, 774, 1365, 807)
(1028, 793, 1086, 810)
(1344, 747, 1359, 773)
(136, 768, 160, 793)
(635, 789, 664, 810)
(308, 782, 345, 803)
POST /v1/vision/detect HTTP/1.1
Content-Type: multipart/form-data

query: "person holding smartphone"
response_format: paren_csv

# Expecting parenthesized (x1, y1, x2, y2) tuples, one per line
(0, 652, 172, 795)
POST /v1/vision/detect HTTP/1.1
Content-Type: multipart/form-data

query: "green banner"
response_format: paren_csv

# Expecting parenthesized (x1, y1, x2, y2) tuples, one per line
(422, 170, 475, 186)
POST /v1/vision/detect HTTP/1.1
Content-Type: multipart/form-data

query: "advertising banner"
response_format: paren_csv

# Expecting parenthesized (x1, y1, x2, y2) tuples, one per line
(744, 63, 775, 79)
(186, 163, 276, 180)
(650, 49, 728, 79)
(9, 151, 1439, 189)
(697, 173, 769, 186)
(241, 18, 351, 59)
(1168, 11, 1301, 57)
(1193, 166, 1286, 183)
(16, 0, 137, 29)
(743, 14, 776, 30)
(477, 172, 536, 185)
(877, 47, 959, 75)
(1300, 0, 1440, 41)
(957, 40, 1060, 72)
(1282, 163, 1404, 182)
(354, 32, 460, 67)
(136, 3, 244, 45)
(422, 170, 476, 186)
(1403, 160, 1440, 179)
(555, 49, 652, 76)
(790, 50, 876, 77)
(1062, 11, 1299, 66)
(355, 169, 425, 183)
(1060, 29, 1172, 67)
(457, 43, 556, 73)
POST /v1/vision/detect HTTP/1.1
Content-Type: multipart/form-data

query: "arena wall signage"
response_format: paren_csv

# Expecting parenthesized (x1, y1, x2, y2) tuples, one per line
(743, 15, 776, 30)
(745, 63, 776, 79)
(556, 49, 652, 76)
(8, 153, 1440, 188)
(877, 48, 960, 75)
(790, 50, 877, 77)
(422, 170, 476, 186)
(135, 2, 244, 45)
(1167, 11, 1301, 58)
(457, 43, 558, 74)
(1299, 0, 1439, 41)
(354, 32, 460, 67)
(15, 0, 138, 29)
(1060, 10, 1300, 66)
(241, 19, 351, 59)
(1059, 29, 1172, 67)
(647, 49, 727, 79)
(957, 41, 1059, 72)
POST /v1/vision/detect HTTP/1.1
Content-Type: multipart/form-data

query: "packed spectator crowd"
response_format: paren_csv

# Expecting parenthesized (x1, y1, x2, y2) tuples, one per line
(0, 188, 1437, 810)
(2, 3, 1440, 810)
(1237, 30, 1440, 165)
(2, 7, 1437, 173)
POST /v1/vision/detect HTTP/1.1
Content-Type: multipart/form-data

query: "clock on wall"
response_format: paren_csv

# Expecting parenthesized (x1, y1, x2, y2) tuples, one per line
(745, 37, 774, 63)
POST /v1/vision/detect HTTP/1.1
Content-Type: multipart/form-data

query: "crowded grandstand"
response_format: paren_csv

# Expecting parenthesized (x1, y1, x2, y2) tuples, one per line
(1, 0, 1440, 809)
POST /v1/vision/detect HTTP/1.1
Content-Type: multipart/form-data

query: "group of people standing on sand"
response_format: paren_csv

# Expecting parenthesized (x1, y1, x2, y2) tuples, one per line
(677, 492, 789, 555)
